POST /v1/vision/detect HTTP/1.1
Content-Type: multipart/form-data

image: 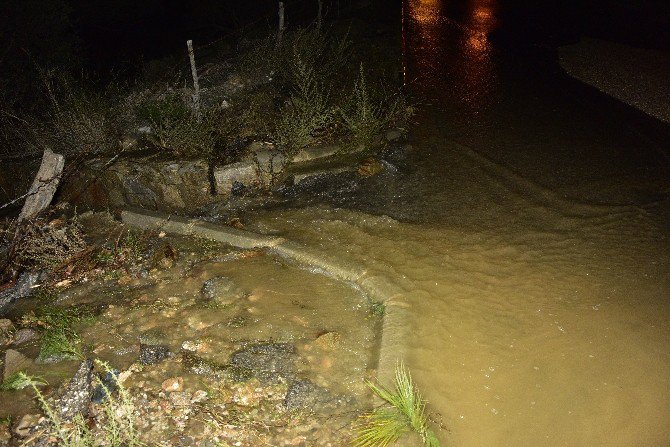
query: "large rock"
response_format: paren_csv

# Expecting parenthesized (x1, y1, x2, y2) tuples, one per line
(61, 156, 213, 213)
(200, 276, 246, 305)
(213, 161, 258, 196)
(229, 342, 296, 383)
(246, 148, 288, 186)
(2, 349, 33, 380)
(0, 271, 43, 312)
(56, 359, 94, 422)
(139, 344, 171, 365)
(283, 379, 328, 410)
(292, 144, 341, 163)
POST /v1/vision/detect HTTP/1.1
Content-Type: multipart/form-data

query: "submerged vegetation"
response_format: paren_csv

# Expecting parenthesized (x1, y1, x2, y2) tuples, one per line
(354, 363, 441, 447)
(21, 304, 92, 362)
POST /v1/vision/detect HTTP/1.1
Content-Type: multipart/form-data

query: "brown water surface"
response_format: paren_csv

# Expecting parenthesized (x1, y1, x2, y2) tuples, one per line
(244, 0, 670, 444)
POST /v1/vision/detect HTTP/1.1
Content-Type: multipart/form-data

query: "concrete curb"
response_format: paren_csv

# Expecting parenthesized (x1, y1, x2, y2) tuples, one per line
(121, 208, 406, 384)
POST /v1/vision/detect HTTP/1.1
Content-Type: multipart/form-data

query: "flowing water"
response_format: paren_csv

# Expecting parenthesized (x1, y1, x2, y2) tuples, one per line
(245, 0, 670, 444)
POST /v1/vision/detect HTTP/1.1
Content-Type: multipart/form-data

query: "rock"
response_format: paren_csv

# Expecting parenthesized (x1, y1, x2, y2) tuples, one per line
(3, 349, 33, 380)
(291, 145, 341, 163)
(13, 414, 42, 438)
(248, 148, 288, 186)
(313, 332, 341, 350)
(0, 422, 10, 442)
(181, 340, 202, 352)
(0, 319, 13, 332)
(358, 157, 384, 177)
(56, 359, 94, 422)
(0, 271, 43, 312)
(191, 389, 208, 403)
(60, 157, 213, 213)
(150, 243, 178, 269)
(200, 276, 246, 305)
(213, 161, 258, 196)
(229, 342, 296, 383)
(162, 377, 184, 392)
(91, 369, 120, 403)
(12, 328, 37, 346)
(139, 344, 171, 365)
(283, 379, 328, 410)
(0, 319, 14, 345)
(168, 391, 191, 407)
(182, 352, 226, 377)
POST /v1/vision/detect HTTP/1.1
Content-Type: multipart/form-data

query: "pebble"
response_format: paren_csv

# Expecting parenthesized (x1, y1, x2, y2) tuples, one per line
(12, 327, 37, 345)
(162, 377, 184, 392)
(13, 414, 41, 438)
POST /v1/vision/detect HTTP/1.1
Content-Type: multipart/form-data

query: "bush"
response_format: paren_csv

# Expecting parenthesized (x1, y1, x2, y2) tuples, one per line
(1, 72, 121, 159)
(134, 92, 215, 157)
(20, 304, 91, 362)
(274, 49, 333, 154)
(38, 73, 120, 157)
(340, 65, 413, 151)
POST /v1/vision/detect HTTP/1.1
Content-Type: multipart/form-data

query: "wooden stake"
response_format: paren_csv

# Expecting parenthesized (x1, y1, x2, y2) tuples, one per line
(18, 148, 64, 221)
(317, 0, 323, 30)
(187, 39, 201, 122)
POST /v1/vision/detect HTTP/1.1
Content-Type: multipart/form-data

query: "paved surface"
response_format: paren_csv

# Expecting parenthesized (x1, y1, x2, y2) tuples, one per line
(559, 38, 670, 123)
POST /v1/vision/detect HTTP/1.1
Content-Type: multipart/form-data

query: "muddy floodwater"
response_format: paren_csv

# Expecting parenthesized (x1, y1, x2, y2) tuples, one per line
(243, 0, 670, 445)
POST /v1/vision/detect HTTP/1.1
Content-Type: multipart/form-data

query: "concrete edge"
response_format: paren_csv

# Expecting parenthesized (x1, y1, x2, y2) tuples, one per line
(120, 207, 406, 384)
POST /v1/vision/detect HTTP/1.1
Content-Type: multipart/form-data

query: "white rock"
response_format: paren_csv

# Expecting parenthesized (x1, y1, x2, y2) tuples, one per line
(213, 161, 258, 195)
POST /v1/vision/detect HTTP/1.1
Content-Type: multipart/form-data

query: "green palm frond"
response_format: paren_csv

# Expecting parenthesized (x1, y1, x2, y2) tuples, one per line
(353, 362, 441, 447)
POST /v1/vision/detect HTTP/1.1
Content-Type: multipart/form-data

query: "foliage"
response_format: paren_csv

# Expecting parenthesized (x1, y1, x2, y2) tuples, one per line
(21, 305, 92, 362)
(95, 230, 145, 269)
(20, 362, 142, 447)
(136, 92, 216, 157)
(279, 27, 351, 89)
(340, 65, 413, 151)
(370, 301, 385, 317)
(274, 49, 333, 154)
(354, 363, 440, 447)
(0, 72, 121, 161)
(0, 372, 47, 391)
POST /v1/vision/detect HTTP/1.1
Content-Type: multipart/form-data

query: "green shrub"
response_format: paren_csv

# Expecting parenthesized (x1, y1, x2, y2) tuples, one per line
(340, 65, 413, 151)
(274, 50, 333, 154)
(136, 93, 216, 157)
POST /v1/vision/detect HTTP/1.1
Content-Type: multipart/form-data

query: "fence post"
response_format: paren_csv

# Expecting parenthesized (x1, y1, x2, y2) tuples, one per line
(186, 39, 201, 123)
(276, 2, 285, 48)
(317, 0, 323, 30)
(18, 148, 64, 222)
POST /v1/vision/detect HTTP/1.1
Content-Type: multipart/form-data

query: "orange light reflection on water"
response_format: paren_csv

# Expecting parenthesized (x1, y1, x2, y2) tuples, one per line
(405, 0, 498, 110)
